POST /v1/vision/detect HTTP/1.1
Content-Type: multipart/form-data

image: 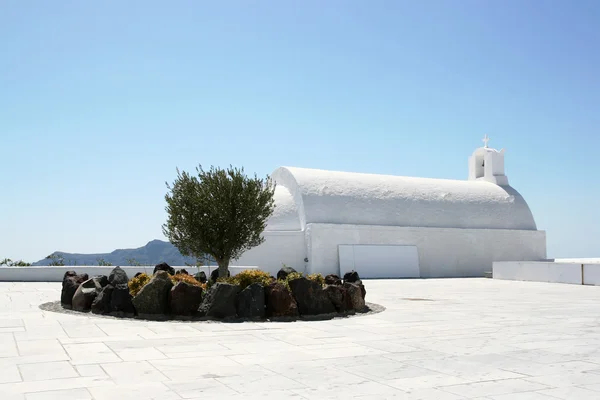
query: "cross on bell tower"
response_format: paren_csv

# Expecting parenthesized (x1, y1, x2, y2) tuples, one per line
(482, 134, 490, 148)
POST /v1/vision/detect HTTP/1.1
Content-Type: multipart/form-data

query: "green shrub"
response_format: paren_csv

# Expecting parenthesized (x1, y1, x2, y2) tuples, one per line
(128, 273, 151, 297)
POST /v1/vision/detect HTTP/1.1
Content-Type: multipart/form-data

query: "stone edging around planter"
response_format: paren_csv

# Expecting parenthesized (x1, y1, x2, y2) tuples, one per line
(39, 300, 386, 323)
(61, 265, 374, 322)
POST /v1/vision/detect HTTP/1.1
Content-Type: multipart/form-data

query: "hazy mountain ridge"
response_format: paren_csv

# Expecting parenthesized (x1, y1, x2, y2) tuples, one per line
(32, 240, 198, 266)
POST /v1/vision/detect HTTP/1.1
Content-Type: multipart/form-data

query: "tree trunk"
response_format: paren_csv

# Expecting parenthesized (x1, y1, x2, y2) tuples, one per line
(217, 258, 230, 278)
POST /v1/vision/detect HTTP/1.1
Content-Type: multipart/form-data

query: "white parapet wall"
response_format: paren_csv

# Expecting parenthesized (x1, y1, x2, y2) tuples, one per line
(493, 261, 600, 286)
(583, 264, 600, 285)
(554, 258, 600, 264)
(0, 266, 258, 282)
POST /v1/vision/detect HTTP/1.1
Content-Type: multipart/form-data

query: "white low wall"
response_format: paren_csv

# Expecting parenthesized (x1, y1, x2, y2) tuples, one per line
(583, 264, 600, 285)
(493, 262, 582, 284)
(0, 265, 258, 282)
(493, 261, 600, 286)
(555, 258, 600, 264)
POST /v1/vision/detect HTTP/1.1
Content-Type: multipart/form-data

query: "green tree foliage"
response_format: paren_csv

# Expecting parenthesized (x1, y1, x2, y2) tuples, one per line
(184, 254, 216, 268)
(45, 254, 65, 266)
(163, 165, 276, 278)
(0, 258, 32, 267)
(126, 258, 142, 266)
(97, 258, 112, 266)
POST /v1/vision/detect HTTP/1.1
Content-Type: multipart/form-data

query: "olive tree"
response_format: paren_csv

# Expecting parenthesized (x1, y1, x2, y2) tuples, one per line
(162, 165, 276, 278)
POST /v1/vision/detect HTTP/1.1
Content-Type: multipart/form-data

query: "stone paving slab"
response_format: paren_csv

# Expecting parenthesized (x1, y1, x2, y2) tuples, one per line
(0, 278, 599, 399)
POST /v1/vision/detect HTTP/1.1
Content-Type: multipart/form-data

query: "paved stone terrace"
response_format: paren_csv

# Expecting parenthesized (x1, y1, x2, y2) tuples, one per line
(1, 278, 600, 399)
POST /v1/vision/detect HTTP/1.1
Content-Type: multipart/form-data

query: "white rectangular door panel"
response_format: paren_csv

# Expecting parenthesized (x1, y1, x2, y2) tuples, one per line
(338, 245, 420, 279)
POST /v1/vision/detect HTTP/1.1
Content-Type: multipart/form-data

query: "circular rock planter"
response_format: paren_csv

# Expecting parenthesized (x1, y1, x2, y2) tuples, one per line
(45, 265, 383, 322)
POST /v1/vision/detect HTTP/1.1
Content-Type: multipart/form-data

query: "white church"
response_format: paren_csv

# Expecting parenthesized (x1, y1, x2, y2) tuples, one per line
(234, 137, 547, 278)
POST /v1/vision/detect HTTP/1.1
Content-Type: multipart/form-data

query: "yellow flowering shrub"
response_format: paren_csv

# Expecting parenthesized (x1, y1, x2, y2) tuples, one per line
(214, 269, 274, 290)
(171, 273, 203, 288)
(278, 272, 326, 291)
(307, 273, 325, 286)
(278, 271, 302, 291)
(216, 276, 237, 285)
(128, 273, 151, 297)
(232, 269, 274, 290)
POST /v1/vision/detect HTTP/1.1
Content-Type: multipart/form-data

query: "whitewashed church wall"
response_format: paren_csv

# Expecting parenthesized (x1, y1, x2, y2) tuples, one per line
(231, 231, 306, 276)
(305, 223, 547, 278)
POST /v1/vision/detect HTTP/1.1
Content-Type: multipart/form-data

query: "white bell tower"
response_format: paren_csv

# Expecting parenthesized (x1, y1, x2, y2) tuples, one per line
(468, 135, 509, 186)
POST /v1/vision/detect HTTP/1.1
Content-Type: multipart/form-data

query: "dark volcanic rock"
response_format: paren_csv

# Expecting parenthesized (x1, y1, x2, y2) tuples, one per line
(343, 282, 365, 311)
(108, 266, 128, 286)
(175, 269, 189, 275)
(134, 272, 143, 278)
(93, 275, 109, 288)
(236, 283, 265, 319)
(106, 268, 134, 316)
(72, 277, 103, 312)
(63, 271, 77, 281)
(264, 282, 298, 318)
(132, 271, 173, 315)
(91, 284, 114, 314)
(170, 281, 203, 316)
(153, 262, 175, 276)
(342, 270, 365, 299)
(324, 274, 342, 285)
(276, 266, 297, 281)
(210, 268, 231, 283)
(357, 281, 366, 299)
(324, 284, 349, 313)
(343, 270, 360, 283)
(199, 283, 240, 319)
(61, 278, 79, 308)
(288, 277, 335, 316)
(61, 273, 89, 309)
(194, 271, 207, 284)
(110, 284, 136, 315)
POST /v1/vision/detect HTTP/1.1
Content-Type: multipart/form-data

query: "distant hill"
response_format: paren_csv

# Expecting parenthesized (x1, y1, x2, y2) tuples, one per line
(32, 239, 208, 266)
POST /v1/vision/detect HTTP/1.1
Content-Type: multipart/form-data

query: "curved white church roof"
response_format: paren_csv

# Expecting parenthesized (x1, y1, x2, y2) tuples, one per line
(266, 185, 301, 230)
(267, 166, 538, 231)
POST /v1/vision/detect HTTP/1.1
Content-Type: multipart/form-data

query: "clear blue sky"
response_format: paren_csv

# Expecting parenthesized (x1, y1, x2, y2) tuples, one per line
(1, 1, 599, 262)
